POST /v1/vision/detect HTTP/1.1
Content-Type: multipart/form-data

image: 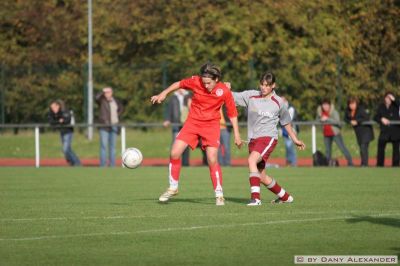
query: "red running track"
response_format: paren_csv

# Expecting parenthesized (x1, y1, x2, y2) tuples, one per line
(0, 157, 392, 167)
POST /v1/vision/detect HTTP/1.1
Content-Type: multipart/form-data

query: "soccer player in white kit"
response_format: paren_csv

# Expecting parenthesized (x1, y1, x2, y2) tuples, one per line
(233, 72, 306, 206)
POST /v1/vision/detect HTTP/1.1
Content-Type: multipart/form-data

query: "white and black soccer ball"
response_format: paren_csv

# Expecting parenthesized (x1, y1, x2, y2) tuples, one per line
(122, 148, 143, 169)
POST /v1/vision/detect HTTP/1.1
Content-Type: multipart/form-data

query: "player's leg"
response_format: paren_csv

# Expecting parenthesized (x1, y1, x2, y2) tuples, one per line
(159, 139, 189, 202)
(260, 169, 294, 204)
(201, 123, 224, 205)
(247, 151, 263, 206)
(205, 146, 225, 205)
(169, 139, 189, 187)
(159, 124, 198, 203)
(247, 137, 277, 205)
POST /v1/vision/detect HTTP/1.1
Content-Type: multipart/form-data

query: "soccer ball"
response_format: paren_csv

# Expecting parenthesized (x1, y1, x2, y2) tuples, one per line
(122, 148, 143, 169)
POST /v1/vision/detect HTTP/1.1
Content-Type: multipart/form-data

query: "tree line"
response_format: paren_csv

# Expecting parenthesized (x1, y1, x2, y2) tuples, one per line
(0, 0, 399, 123)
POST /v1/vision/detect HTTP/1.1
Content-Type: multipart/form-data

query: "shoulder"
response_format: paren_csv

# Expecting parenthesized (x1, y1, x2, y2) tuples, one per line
(270, 92, 284, 108)
(180, 75, 201, 85)
(214, 82, 231, 96)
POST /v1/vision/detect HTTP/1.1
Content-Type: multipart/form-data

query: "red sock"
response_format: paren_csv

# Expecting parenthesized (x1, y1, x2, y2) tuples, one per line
(169, 158, 181, 189)
(209, 164, 223, 196)
(249, 172, 261, 200)
(267, 178, 290, 201)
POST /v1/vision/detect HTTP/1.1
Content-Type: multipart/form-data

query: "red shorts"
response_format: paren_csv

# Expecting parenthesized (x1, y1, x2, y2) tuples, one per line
(176, 120, 220, 150)
(248, 136, 278, 169)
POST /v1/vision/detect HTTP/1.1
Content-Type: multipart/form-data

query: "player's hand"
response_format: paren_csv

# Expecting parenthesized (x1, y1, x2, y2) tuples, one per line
(294, 139, 306, 150)
(350, 120, 357, 126)
(234, 135, 243, 149)
(151, 93, 167, 104)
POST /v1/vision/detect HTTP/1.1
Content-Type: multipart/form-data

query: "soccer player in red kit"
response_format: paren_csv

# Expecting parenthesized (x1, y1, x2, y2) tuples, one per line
(151, 63, 242, 205)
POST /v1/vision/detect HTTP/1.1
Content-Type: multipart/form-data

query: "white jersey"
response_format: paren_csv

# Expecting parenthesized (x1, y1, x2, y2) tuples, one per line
(233, 90, 292, 140)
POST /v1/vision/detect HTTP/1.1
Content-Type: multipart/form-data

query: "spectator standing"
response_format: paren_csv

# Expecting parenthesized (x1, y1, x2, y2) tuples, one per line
(344, 97, 374, 166)
(218, 105, 232, 166)
(96, 87, 124, 167)
(163, 89, 191, 166)
(316, 99, 353, 166)
(281, 96, 297, 166)
(374, 92, 400, 167)
(48, 100, 81, 166)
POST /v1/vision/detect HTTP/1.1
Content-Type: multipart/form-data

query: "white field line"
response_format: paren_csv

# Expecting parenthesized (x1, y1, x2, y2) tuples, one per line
(1, 209, 400, 222)
(0, 212, 399, 242)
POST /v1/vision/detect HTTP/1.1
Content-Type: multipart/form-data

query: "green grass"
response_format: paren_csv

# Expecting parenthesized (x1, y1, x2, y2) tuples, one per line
(0, 126, 389, 160)
(0, 167, 399, 266)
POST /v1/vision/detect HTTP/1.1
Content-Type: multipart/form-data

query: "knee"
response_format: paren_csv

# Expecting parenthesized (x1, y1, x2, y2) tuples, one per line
(207, 155, 218, 166)
(170, 149, 181, 160)
(248, 157, 258, 168)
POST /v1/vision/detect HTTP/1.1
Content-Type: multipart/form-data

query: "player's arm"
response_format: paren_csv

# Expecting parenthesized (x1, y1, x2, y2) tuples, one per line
(232, 91, 250, 107)
(229, 116, 242, 149)
(283, 123, 305, 150)
(224, 90, 242, 148)
(151, 81, 180, 104)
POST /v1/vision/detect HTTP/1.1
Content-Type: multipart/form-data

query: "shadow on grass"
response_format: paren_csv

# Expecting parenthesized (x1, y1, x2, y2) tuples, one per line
(111, 197, 216, 205)
(110, 197, 256, 205)
(165, 198, 214, 205)
(346, 216, 400, 229)
(224, 197, 249, 204)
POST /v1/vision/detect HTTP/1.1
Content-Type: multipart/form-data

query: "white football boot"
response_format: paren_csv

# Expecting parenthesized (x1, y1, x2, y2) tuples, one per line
(247, 198, 262, 206)
(216, 196, 225, 206)
(271, 195, 294, 204)
(158, 188, 178, 203)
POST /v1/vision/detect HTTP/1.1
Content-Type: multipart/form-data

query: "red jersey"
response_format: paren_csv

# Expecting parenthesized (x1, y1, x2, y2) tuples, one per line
(179, 76, 238, 123)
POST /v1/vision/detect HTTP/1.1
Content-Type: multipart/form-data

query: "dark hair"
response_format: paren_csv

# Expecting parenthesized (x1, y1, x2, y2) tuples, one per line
(384, 91, 393, 98)
(321, 99, 331, 105)
(259, 71, 276, 85)
(347, 97, 358, 105)
(200, 63, 221, 80)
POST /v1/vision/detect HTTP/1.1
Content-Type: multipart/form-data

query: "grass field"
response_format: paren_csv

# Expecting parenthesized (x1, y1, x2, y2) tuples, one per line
(0, 167, 399, 266)
(0, 126, 391, 161)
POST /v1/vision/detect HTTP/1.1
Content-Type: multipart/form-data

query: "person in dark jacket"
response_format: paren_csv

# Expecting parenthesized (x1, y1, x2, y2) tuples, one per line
(96, 87, 124, 167)
(163, 89, 190, 166)
(344, 97, 374, 166)
(374, 92, 400, 167)
(48, 100, 81, 166)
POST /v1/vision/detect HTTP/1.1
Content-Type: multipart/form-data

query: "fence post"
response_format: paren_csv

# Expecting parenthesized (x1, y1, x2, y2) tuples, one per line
(35, 126, 40, 168)
(121, 126, 126, 167)
(311, 124, 316, 154)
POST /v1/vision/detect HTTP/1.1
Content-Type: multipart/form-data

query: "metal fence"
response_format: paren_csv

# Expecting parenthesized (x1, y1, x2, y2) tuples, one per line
(0, 121, 399, 168)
